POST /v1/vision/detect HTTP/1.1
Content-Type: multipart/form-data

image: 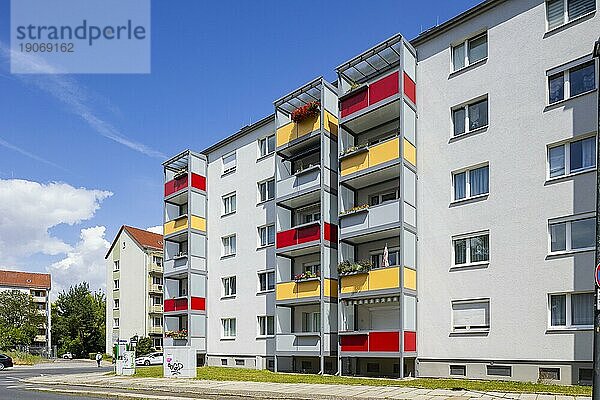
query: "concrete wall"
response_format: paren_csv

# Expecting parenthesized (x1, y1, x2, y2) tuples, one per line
(416, 0, 598, 382)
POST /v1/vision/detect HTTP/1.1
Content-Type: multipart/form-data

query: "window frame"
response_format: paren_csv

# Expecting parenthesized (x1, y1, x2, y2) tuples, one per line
(547, 58, 597, 105)
(114, 299, 119, 309)
(258, 270, 276, 293)
(113, 279, 119, 290)
(548, 291, 594, 330)
(258, 134, 276, 158)
(222, 192, 237, 216)
(257, 315, 275, 338)
(451, 32, 488, 72)
(451, 95, 489, 137)
(547, 134, 597, 180)
(545, 0, 597, 31)
(548, 213, 596, 255)
(114, 260, 119, 271)
(221, 234, 237, 257)
(301, 311, 321, 333)
(221, 318, 237, 339)
(258, 224, 276, 248)
(222, 276, 237, 298)
(222, 152, 237, 175)
(451, 163, 490, 202)
(114, 318, 120, 328)
(451, 298, 491, 333)
(451, 231, 490, 268)
(258, 178, 275, 203)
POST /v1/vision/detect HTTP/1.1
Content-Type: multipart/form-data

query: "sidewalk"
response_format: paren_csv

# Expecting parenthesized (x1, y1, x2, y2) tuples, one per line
(26, 372, 592, 400)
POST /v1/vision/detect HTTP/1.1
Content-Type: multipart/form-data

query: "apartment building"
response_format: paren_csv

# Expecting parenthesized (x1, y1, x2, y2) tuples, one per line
(105, 226, 164, 353)
(0, 270, 51, 353)
(161, 0, 598, 384)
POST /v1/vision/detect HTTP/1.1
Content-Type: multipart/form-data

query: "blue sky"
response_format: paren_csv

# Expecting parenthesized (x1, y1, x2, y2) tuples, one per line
(0, 0, 480, 294)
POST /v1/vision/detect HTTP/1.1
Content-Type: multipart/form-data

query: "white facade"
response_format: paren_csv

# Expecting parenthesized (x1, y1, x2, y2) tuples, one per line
(105, 227, 164, 354)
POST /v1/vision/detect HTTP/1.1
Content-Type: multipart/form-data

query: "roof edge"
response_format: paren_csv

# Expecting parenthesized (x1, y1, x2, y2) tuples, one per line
(201, 113, 275, 155)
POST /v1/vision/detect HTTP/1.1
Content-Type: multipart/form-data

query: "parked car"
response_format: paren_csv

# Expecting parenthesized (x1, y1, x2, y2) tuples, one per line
(0, 354, 13, 370)
(61, 352, 73, 359)
(135, 352, 163, 366)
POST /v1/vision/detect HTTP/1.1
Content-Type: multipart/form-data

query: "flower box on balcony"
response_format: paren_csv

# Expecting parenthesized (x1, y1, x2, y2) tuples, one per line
(165, 329, 187, 339)
(338, 260, 373, 276)
(293, 272, 319, 282)
(293, 164, 320, 177)
(339, 204, 369, 217)
(339, 145, 368, 160)
(291, 101, 320, 123)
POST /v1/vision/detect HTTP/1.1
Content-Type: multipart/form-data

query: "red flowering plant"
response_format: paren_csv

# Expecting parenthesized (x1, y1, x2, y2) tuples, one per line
(291, 101, 320, 123)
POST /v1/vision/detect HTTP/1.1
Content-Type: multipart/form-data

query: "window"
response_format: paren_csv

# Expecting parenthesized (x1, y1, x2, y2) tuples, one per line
(152, 296, 162, 305)
(222, 276, 236, 297)
(450, 365, 466, 376)
(153, 317, 162, 327)
(221, 359, 228, 366)
(258, 178, 275, 202)
(453, 233, 489, 266)
(152, 276, 163, 285)
(222, 193, 236, 215)
(452, 97, 488, 136)
(235, 359, 245, 366)
(113, 299, 119, 309)
(301, 312, 320, 332)
(546, 0, 596, 30)
(453, 165, 489, 201)
(452, 299, 490, 332)
(258, 271, 275, 292)
(222, 235, 236, 257)
(369, 188, 399, 206)
(258, 316, 275, 337)
(539, 368, 561, 381)
(222, 318, 236, 338)
(548, 60, 595, 104)
(370, 248, 399, 268)
(222, 152, 236, 175)
(548, 136, 596, 178)
(114, 318, 119, 328)
(303, 262, 320, 275)
(258, 134, 275, 157)
(549, 216, 595, 253)
(487, 365, 511, 377)
(579, 368, 593, 385)
(291, 151, 320, 174)
(114, 260, 120, 271)
(113, 279, 119, 290)
(152, 255, 162, 266)
(549, 292, 593, 328)
(295, 204, 320, 226)
(177, 241, 188, 257)
(452, 33, 488, 71)
(258, 224, 275, 247)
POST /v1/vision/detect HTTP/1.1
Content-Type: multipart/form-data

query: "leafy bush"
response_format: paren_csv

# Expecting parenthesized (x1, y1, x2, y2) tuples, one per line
(337, 259, 373, 276)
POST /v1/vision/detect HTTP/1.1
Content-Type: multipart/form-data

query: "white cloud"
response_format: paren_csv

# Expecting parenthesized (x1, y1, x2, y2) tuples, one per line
(0, 179, 111, 262)
(145, 225, 163, 234)
(48, 226, 109, 296)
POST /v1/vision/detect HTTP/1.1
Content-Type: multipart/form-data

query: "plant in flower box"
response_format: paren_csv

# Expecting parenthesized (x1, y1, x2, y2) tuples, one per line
(165, 329, 187, 339)
(337, 259, 373, 276)
(339, 204, 369, 216)
(293, 271, 319, 281)
(291, 101, 320, 123)
(339, 144, 366, 157)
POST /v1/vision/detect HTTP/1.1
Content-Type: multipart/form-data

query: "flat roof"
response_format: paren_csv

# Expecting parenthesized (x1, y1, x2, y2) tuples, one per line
(201, 114, 275, 155)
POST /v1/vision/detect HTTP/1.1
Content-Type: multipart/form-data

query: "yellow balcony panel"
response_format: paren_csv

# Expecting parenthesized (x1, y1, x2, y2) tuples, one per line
(340, 266, 400, 294)
(276, 279, 336, 301)
(323, 278, 338, 298)
(323, 110, 338, 136)
(404, 139, 416, 166)
(190, 215, 206, 232)
(164, 217, 188, 235)
(404, 267, 416, 290)
(276, 115, 321, 147)
(340, 137, 400, 177)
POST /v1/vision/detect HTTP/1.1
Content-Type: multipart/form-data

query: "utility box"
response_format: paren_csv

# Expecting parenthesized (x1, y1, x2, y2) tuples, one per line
(163, 346, 197, 378)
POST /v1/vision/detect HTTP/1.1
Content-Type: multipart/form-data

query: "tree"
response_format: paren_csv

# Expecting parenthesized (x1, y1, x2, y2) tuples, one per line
(51, 283, 105, 358)
(0, 290, 45, 349)
(135, 337, 153, 356)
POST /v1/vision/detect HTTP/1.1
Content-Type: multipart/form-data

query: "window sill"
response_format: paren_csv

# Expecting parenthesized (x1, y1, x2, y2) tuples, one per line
(448, 57, 488, 78)
(257, 244, 275, 251)
(220, 337, 236, 341)
(257, 289, 275, 295)
(449, 262, 489, 272)
(221, 295, 236, 300)
(449, 193, 488, 207)
(547, 247, 595, 259)
(544, 11, 596, 37)
(545, 89, 597, 111)
(257, 153, 274, 163)
(449, 126, 488, 143)
(221, 211, 236, 218)
(546, 326, 593, 333)
(545, 168, 596, 185)
(449, 329, 489, 337)
(256, 199, 274, 206)
(221, 254, 236, 260)
(256, 335, 275, 340)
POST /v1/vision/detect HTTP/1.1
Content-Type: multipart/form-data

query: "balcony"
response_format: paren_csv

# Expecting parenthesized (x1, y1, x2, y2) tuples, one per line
(148, 326, 163, 335)
(32, 296, 46, 303)
(339, 331, 416, 353)
(340, 266, 399, 296)
(276, 222, 337, 256)
(277, 167, 320, 207)
(276, 115, 320, 148)
(276, 333, 321, 354)
(163, 215, 206, 237)
(164, 296, 206, 313)
(339, 200, 401, 243)
(148, 263, 163, 274)
(149, 304, 163, 314)
(113, 309, 120, 318)
(164, 172, 206, 198)
(149, 284, 163, 294)
(34, 335, 47, 342)
(276, 278, 337, 303)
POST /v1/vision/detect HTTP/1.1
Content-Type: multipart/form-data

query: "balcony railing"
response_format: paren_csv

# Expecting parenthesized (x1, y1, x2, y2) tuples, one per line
(339, 199, 400, 237)
(340, 266, 399, 294)
(148, 326, 163, 335)
(163, 215, 206, 236)
(276, 222, 320, 249)
(32, 296, 46, 303)
(276, 333, 320, 353)
(339, 330, 416, 353)
(148, 263, 163, 273)
(276, 115, 320, 147)
(163, 296, 205, 312)
(149, 304, 163, 313)
(149, 284, 163, 293)
(340, 137, 399, 177)
(277, 167, 320, 200)
(164, 173, 206, 197)
(276, 278, 337, 301)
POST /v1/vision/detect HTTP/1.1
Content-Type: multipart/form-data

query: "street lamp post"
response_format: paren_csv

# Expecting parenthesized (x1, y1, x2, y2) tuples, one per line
(593, 37, 600, 400)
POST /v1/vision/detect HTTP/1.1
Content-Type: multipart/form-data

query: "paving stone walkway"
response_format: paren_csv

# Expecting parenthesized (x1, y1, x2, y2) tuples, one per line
(27, 372, 592, 400)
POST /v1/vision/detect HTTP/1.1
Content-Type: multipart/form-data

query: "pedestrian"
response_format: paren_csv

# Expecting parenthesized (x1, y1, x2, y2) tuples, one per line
(95, 352, 102, 367)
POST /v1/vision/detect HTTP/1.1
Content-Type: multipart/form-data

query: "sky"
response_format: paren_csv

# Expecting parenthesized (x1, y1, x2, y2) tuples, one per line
(0, 0, 481, 297)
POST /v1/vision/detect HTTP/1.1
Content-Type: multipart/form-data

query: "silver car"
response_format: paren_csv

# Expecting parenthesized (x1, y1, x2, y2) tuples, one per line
(135, 352, 163, 366)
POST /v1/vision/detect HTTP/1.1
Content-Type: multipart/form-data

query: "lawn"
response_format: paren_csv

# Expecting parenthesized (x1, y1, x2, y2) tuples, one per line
(4, 350, 47, 365)
(133, 366, 592, 396)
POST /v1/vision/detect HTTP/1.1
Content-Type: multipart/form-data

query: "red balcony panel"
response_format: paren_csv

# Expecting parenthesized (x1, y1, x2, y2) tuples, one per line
(165, 175, 188, 197)
(164, 299, 175, 312)
(404, 331, 416, 352)
(276, 229, 297, 248)
(190, 173, 206, 191)
(369, 71, 399, 105)
(340, 334, 368, 352)
(340, 88, 368, 118)
(190, 296, 205, 311)
(297, 224, 320, 245)
(323, 223, 337, 243)
(369, 331, 400, 352)
(174, 298, 188, 311)
(403, 72, 416, 104)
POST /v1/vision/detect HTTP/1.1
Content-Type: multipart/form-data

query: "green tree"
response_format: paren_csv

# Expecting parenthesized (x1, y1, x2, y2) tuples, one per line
(0, 290, 45, 349)
(135, 336, 153, 356)
(51, 283, 105, 358)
